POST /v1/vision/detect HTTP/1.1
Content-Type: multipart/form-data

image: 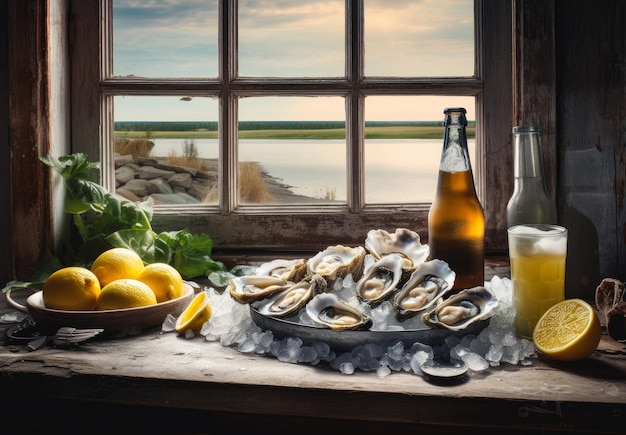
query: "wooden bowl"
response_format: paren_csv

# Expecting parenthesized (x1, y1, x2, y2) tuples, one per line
(6, 283, 195, 332)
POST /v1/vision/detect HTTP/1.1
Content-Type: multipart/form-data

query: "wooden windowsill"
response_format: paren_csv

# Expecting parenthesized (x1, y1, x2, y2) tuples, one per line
(1, 259, 624, 434)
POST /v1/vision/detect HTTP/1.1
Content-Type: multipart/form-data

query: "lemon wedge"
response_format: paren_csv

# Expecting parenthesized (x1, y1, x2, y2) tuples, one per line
(175, 291, 212, 333)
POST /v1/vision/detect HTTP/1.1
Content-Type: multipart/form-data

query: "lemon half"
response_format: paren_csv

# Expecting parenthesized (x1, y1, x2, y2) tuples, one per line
(533, 298, 601, 362)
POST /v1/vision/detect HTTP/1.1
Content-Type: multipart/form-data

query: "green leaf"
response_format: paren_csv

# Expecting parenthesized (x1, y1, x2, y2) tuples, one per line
(106, 229, 171, 264)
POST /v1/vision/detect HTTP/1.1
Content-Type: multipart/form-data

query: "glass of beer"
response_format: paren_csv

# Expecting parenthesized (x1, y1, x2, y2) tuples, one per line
(507, 224, 568, 340)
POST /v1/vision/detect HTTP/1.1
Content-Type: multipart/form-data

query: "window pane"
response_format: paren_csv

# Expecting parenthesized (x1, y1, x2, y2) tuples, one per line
(113, 96, 219, 205)
(112, 0, 218, 78)
(238, 97, 346, 204)
(238, 0, 344, 77)
(364, 96, 475, 204)
(364, 0, 474, 77)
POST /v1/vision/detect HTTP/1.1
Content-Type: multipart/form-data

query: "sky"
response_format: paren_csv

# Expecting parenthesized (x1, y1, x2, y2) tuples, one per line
(112, 0, 475, 122)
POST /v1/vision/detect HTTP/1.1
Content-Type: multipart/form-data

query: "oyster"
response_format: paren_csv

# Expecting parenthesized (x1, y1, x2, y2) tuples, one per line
(255, 258, 307, 282)
(355, 253, 409, 307)
(392, 259, 456, 321)
(228, 275, 290, 304)
(256, 274, 327, 318)
(422, 286, 498, 331)
(306, 293, 373, 331)
(307, 245, 366, 284)
(364, 228, 429, 270)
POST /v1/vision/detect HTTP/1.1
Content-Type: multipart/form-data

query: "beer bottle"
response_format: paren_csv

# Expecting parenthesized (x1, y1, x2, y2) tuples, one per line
(506, 125, 557, 228)
(428, 107, 485, 291)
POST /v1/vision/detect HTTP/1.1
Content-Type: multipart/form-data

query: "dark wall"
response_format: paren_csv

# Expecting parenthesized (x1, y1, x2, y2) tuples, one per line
(556, 0, 626, 299)
(0, 1, 11, 285)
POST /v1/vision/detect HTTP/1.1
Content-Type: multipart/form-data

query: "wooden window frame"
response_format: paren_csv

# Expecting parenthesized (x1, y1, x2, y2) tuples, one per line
(11, 0, 562, 278)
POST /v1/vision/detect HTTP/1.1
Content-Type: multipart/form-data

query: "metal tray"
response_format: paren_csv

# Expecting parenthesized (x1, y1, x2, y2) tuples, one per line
(250, 306, 488, 352)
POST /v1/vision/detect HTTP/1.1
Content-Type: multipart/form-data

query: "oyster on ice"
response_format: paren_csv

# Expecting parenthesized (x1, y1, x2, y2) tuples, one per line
(228, 275, 290, 304)
(355, 253, 409, 307)
(365, 228, 430, 270)
(307, 245, 366, 284)
(255, 258, 307, 282)
(256, 274, 327, 318)
(306, 293, 373, 331)
(392, 259, 456, 321)
(422, 286, 498, 331)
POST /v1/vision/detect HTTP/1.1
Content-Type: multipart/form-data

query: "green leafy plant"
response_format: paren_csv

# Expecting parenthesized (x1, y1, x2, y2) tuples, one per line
(39, 153, 226, 279)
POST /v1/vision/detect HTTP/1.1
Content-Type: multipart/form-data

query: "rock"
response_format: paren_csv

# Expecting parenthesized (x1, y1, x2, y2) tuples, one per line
(168, 172, 193, 189)
(151, 193, 200, 204)
(115, 165, 137, 184)
(147, 177, 174, 194)
(119, 179, 151, 197)
(137, 166, 176, 180)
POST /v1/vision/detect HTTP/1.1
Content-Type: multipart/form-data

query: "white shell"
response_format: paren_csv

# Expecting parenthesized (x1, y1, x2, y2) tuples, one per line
(307, 245, 366, 283)
(228, 275, 290, 304)
(365, 228, 429, 270)
(355, 253, 408, 307)
(306, 293, 372, 331)
(255, 258, 307, 282)
(256, 275, 327, 318)
(392, 259, 456, 321)
(421, 286, 498, 331)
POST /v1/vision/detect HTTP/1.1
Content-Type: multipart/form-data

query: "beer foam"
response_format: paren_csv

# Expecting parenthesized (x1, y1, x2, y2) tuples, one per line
(508, 225, 567, 257)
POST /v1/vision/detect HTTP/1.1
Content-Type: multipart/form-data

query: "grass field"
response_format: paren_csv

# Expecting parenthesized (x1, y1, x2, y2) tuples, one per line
(114, 125, 476, 140)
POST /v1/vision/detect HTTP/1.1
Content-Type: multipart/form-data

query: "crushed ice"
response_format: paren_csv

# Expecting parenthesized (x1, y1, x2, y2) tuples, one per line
(166, 275, 537, 378)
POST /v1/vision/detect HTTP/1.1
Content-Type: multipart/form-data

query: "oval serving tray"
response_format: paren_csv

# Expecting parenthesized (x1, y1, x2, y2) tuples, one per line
(6, 283, 194, 332)
(250, 306, 488, 352)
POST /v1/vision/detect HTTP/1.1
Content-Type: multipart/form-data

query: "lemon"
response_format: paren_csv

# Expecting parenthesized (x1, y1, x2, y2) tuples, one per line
(137, 263, 184, 303)
(533, 298, 602, 362)
(175, 291, 212, 333)
(96, 278, 157, 310)
(91, 248, 145, 287)
(43, 266, 101, 310)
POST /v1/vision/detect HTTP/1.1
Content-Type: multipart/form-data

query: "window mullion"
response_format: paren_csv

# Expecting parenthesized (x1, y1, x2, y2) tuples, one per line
(219, 0, 237, 213)
(346, 0, 364, 212)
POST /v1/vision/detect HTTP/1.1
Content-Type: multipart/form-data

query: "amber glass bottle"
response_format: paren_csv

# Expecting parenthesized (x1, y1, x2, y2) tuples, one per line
(428, 108, 485, 290)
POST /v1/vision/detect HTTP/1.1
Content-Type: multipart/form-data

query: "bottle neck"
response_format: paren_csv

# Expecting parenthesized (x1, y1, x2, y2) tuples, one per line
(514, 131, 545, 179)
(440, 112, 471, 173)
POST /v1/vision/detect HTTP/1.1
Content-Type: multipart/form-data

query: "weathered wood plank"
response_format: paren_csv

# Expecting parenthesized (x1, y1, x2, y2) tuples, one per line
(8, 0, 54, 279)
(555, 0, 626, 298)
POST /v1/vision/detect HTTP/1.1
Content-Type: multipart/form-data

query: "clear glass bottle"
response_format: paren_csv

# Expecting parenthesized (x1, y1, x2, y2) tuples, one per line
(506, 126, 558, 228)
(428, 108, 485, 290)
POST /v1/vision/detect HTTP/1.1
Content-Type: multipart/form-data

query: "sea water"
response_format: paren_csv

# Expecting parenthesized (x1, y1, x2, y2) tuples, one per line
(150, 138, 476, 204)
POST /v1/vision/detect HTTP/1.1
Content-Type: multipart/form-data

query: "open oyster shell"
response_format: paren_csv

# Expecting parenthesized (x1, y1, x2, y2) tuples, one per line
(228, 275, 290, 304)
(392, 259, 456, 321)
(307, 245, 366, 284)
(365, 228, 430, 270)
(256, 274, 327, 318)
(355, 253, 410, 308)
(255, 258, 308, 283)
(306, 292, 373, 331)
(422, 286, 498, 331)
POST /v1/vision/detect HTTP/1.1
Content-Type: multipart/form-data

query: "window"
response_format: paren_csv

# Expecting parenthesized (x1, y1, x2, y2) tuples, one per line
(70, 0, 513, 257)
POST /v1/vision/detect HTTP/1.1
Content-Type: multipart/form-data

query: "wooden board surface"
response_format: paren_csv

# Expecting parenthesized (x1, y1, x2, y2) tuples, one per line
(1, 291, 625, 434)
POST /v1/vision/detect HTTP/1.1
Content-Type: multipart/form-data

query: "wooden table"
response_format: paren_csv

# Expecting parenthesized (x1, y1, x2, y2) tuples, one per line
(1, 267, 625, 434)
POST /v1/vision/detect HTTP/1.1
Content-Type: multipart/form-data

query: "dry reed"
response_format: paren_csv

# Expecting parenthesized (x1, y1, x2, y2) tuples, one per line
(203, 161, 276, 204)
(114, 138, 154, 159)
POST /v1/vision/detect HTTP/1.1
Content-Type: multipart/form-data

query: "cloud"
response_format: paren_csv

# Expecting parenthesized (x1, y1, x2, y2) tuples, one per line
(112, 0, 476, 120)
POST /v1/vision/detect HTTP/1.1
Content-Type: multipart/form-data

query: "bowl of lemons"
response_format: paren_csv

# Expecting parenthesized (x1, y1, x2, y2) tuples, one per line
(6, 248, 195, 332)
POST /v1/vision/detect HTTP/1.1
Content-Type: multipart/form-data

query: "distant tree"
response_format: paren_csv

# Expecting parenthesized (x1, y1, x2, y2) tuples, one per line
(183, 139, 199, 160)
